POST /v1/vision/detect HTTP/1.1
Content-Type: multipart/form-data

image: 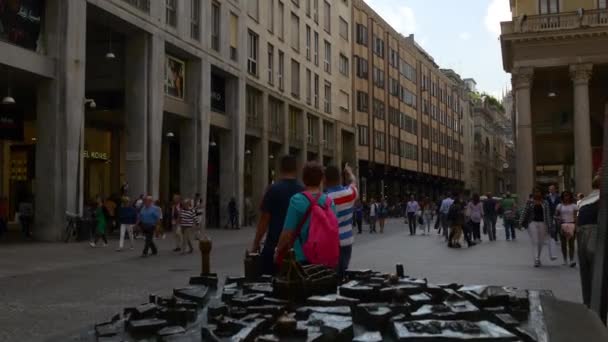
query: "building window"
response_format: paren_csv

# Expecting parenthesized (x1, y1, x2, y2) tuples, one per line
(166, 0, 177, 27)
(211, 2, 220, 51)
(313, 32, 319, 66)
(229, 13, 238, 61)
(324, 81, 331, 113)
(247, 31, 259, 76)
(389, 48, 398, 68)
(356, 24, 368, 45)
(373, 99, 385, 119)
(306, 0, 311, 16)
(314, 73, 319, 108)
(323, 122, 333, 146)
(268, 0, 274, 32)
(389, 136, 399, 155)
(191, 0, 201, 40)
(339, 54, 348, 77)
(313, 0, 319, 23)
(389, 78, 399, 96)
(306, 69, 312, 104)
(291, 59, 300, 98)
(291, 13, 300, 51)
(339, 17, 348, 41)
(323, 40, 331, 73)
(305, 25, 311, 60)
(278, 1, 285, 40)
(373, 67, 384, 89)
(355, 56, 368, 78)
(373, 35, 384, 58)
(278, 50, 285, 90)
(374, 131, 385, 150)
(339, 90, 349, 111)
(248, 0, 259, 20)
(356, 91, 369, 112)
(600, 0, 607, 9)
(165, 55, 186, 99)
(268, 44, 274, 85)
(358, 125, 369, 146)
(389, 107, 399, 126)
(122, 0, 150, 12)
(307, 116, 317, 144)
(539, 0, 559, 14)
(323, 1, 331, 32)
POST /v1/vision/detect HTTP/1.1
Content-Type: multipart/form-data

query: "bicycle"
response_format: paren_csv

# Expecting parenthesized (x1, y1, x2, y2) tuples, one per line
(63, 211, 81, 243)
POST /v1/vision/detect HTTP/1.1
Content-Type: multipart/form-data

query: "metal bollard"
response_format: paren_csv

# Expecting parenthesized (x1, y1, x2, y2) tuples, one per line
(199, 237, 212, 275)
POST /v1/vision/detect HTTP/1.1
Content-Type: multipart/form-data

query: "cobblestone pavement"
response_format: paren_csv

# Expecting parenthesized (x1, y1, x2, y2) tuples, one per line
(0, 218, 581, 341)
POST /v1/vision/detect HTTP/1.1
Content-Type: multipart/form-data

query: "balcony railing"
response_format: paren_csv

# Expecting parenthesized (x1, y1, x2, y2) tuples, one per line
(502, 9, 608, 34)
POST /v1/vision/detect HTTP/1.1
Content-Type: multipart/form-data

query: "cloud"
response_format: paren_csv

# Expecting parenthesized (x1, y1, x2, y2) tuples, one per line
(458, 32, 472, 41)
(364, 1, 416, 36)
(485, 0, 512, 36)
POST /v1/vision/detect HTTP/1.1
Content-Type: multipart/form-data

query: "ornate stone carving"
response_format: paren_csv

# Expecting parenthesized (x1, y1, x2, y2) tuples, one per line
(511, 67, 534, 90)
(570, 63, 593, 85)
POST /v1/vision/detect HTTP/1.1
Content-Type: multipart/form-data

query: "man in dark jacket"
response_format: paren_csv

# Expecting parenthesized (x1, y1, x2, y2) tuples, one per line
(483, 193, 498, 241)
(546, 184, 561, 242)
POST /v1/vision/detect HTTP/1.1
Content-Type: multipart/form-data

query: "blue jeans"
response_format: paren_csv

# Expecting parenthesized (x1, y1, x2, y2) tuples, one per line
(338, 245, 352, 280)
(504, 219, 516, 240)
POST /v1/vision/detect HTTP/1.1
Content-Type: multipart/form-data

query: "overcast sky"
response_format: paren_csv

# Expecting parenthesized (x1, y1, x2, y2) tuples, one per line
(364, 0, 512, 99)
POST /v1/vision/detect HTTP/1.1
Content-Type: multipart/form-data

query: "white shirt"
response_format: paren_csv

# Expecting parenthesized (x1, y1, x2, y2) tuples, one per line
(440, 198, 454, 214)
(406, 201, 420, 213)
(369, 203, 378, 217)
(557, 203, 577, 223)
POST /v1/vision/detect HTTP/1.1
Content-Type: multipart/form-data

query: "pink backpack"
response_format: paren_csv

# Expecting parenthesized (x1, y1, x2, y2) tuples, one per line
(299, 192, 340, 268)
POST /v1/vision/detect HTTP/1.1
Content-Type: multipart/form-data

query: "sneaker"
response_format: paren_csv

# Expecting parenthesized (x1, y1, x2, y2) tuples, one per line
(570, 260, 577, 268)
(89, 242, 96, 248)
(550, 256, 558, 261)
(454, 243, 462, 248)
(173, 248, 181, 252)
(534, 259, 541, 267)
(129, 246, 135, 250)
(116, 248, 123, 252)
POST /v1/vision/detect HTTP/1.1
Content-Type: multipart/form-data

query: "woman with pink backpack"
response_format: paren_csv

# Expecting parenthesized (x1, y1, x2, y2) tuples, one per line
(275, 162, 340, 269)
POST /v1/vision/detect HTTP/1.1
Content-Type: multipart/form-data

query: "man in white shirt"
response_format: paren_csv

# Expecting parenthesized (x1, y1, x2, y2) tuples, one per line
(368, 198, 378, 233)
(439, 193, 455, 241)
(406, 196, 420, 236)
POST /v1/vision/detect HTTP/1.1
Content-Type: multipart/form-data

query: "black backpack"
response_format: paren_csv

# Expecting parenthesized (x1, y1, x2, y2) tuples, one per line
(447, 202, 460, 221)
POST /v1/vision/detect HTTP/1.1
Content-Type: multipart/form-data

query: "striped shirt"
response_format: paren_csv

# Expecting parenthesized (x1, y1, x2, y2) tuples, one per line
(179, 208, 196, 227)
(326, 184, 358, 247)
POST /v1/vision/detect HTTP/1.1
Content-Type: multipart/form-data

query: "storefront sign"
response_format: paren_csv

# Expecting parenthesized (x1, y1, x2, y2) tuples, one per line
(165, 55, 185, 100)
(83, 150, 108, 160)
(0, 0, 45, 51)
(211, 73, 226, 113)
(0, 106, 24, 141)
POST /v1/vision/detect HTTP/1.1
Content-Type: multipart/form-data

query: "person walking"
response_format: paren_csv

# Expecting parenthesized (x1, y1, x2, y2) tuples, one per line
(447, 195, 469, 248)
(275, 161, 337, 265)
(368, 198, 378, 233)
(467, 193, 484, 243)
(546, 184, 561, 253)
(325, 164, 358, 280)
(520, 188, 555, 267)
(228, 197, 239, 229)
(139, 196, 161, 257)
(251, 155, 304, 275)
(576, 174, 601, 308)
(90, 197, 108, 247)
(354, 200, 364, 234)
(171, 194, 182, 252)
(406, 195, 420, 236)
(500, 192, 517, 241)
(421, 197, 435, 235)
(179, 199, 196, 254)
(555, 191, 577, 267)
(18, 196, 34, 239)
(482, 193, 498, 241)
(194, 193, 204, 238)
(438, 193, 454, 240)
(378, 198, 388, 233)
(116, 197, 136, 251)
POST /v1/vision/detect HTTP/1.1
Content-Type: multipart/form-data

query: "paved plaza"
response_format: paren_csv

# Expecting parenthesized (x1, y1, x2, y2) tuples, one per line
(0, 219, 581, 341)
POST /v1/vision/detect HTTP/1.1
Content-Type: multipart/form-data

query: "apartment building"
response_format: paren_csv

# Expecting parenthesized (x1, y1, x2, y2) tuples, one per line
(243, 0, 355, 208)
(352, 0, 465, 201)
(501, 0, 608, 199)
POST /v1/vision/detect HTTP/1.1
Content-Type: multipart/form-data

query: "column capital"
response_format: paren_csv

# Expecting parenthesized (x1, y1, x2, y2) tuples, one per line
(511, 67, 534, 90)
(570, 63, 593, 85)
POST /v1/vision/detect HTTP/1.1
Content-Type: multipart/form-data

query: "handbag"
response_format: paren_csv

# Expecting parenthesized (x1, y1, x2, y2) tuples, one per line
(560, 223, 576, 239)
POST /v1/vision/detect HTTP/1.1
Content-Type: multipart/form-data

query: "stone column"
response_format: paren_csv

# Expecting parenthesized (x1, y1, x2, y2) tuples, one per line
(334, 124, 344, 168)
(252, 93, 270, 210)
(512, 67, 534, 206)
(35, 0, 86, 241)
(234, 78, 247, 226)
(124, 32, 149, 199)
(198, 59, 212, 231)
(570, 63, 594, 194)
(147, 34, 165, 199)
(179, 59, 202, 196)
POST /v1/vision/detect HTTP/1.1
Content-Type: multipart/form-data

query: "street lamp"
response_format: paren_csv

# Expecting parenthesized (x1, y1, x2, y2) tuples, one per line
(2, 70, 15, 104)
